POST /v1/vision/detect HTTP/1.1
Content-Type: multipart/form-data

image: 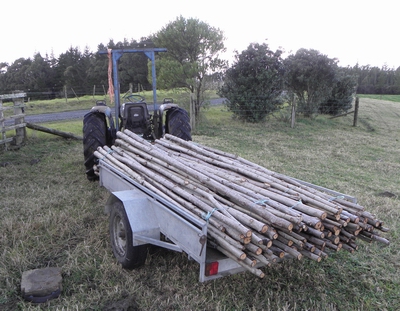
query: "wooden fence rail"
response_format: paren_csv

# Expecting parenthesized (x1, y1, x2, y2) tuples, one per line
(0, 92, 26, 150)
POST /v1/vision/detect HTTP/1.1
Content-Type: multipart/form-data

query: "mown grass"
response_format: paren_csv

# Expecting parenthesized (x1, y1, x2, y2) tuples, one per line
(20, 89, 219, 116)
(357, 94, 400, 102)
(0, 97, 399, 310)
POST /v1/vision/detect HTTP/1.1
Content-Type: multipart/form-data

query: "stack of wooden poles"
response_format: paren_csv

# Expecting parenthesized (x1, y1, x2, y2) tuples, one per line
(94, 129, 390, 278)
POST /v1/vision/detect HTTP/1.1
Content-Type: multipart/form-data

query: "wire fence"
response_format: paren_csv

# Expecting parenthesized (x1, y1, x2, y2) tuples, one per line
(23, 85, 110, 101)
(7, 86, 361, 127)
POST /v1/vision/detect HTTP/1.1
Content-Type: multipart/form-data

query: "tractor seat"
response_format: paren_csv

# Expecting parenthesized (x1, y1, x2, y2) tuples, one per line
(122, 102, 150, 134)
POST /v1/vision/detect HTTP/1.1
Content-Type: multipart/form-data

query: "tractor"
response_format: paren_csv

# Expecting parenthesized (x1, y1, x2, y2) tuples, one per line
(83, 48, 191, 181)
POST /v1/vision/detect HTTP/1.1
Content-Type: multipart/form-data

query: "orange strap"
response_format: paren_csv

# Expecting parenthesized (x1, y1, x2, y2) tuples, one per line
(107, 49, 114, 104)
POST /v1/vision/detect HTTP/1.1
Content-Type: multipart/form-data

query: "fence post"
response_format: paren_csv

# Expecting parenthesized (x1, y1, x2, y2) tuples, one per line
(71, 88, 80, 102)
(13, 94, 26, 146)
(0, 99, 4, 145)
(0, 92, 26, 150)
(353, 97, 359, 127)
(291, 95, 296, 128)
(190, 93, 196, 131)
(64, 86, 68, 103)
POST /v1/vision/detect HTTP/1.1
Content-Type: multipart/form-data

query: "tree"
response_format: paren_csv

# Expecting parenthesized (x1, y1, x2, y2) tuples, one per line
(154, 16, 227, 117)
(118, 38, 153, 92)
(0, 62, 8, 92)
(56, 46, 91, 93)
(0, 62, 7, 74)
(320, 67, 357, 115)
(26, 53, 55, 91)
(353, 64, 400, 94)
(2, 57, 32, 92)
(86, 42, 111, 92)
(218, 42, 285, 122)
(394, 66, 400, 94)
(88, 38, 154, 96)
(0, 55, 56, 97)
(284, 49, 337, 117)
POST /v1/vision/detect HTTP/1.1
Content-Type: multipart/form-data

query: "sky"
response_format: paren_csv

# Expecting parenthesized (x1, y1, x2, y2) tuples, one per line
(1, 0, 399, 68)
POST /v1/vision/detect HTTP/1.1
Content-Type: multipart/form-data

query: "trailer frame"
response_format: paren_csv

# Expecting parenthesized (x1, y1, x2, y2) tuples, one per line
(99, 160, 257, 282)
(99, 159, 357, 282)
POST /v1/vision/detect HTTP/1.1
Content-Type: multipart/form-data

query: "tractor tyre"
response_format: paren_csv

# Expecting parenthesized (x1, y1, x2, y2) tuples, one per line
(83, 111, 107, 181)
(109, 201, 148, 269)
(165, 107, 192, 141)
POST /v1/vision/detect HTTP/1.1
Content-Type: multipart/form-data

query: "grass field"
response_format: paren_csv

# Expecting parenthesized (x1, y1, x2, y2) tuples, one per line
(358, 94, 400, 103)
(13, 89, 217, 116)
(0, 96, 399, 310)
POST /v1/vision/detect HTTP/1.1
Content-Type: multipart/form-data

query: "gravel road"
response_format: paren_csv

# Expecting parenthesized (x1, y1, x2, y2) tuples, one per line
(24, 109, 90, 124)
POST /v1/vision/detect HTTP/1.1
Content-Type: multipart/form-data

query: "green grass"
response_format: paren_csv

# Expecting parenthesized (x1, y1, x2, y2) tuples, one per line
(20, 95, 104, 115)
(357, 94, 400, 102)
(2, 92, 397, 116)
(1, 97, 399, 310)
(26, 120, 84, 139)
(21, 89, 219, 115)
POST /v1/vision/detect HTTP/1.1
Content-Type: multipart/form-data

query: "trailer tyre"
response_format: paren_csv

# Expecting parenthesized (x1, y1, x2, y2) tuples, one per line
(109, 201, 147, 269)
(83, 111, 107, 181)
(165, 107, 192, 141)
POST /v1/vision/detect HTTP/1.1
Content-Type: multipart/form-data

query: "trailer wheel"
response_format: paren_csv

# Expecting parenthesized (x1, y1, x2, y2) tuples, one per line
(83, 111, 107, 181)
(165, 107, 192, 141)
(109, 201, 147, 269)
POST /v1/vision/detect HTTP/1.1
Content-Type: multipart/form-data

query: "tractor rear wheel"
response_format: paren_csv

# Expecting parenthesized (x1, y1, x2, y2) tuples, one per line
(83, 111, 107, 181)
(165, 107, 192, 141)
(109, 201, 148, 269)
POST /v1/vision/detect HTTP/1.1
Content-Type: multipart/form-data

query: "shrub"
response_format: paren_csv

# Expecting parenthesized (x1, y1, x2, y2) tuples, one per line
(218, 43, 285, 122)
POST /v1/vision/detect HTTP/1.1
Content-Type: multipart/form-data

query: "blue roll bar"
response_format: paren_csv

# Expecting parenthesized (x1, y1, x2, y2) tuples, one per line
(99, 48, 167, 131)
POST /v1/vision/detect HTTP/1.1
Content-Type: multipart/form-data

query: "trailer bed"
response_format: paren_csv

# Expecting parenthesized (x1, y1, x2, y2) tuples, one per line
(99, 160, 257, 282)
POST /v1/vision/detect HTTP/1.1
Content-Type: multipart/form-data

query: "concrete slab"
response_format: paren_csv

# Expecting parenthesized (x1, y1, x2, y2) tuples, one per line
(21, 267, 62, 303)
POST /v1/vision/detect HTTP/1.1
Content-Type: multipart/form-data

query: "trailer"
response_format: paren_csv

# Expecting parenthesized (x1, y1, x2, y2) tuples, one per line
(99, 159, 266, 282)
(98, 150, 361, 282)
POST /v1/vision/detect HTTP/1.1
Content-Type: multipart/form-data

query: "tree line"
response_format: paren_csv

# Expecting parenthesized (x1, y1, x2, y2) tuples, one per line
(353, 64, 400, 94)
(0, 38, 153, 99)
(0, 16, 399, 121)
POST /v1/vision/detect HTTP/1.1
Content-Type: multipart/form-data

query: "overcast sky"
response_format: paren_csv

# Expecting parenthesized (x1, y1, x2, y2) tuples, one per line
(2, 0, 398, 68)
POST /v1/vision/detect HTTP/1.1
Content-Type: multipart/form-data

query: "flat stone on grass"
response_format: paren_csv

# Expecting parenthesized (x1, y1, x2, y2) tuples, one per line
(21, 267, 62, 303)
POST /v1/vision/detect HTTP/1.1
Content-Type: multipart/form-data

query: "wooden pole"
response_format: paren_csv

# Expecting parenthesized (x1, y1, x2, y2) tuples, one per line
(13, 95, 26, 146)
(0, 99, 5, 146)
(291, 95, 296, 128)
(71, 88, 80, 103)
(91, 128, 390, 276)
(353, 97, 359, 127)
(329, 110, 355, 119)
(26, 123, 82, 140)
(190, 93, 195, 131)
(0, 92, 27, 149)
